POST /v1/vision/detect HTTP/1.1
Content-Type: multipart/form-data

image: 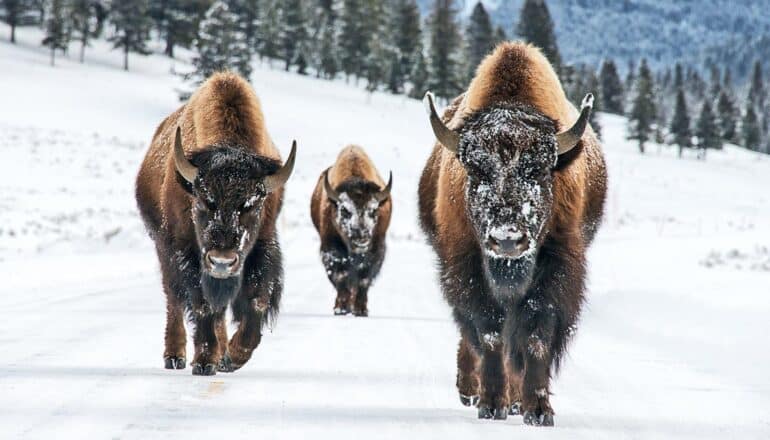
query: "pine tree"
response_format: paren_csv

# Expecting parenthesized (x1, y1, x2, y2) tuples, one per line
(409, 41, 428, 99)
(465, 1, 494, 81)
(392, 0, 421, 87)
(627, 59, 656, 153)
(748, 60, 766, 111)
(227, 0, 260, 53)
(187, 1, 251, 89)
(716, 90, 737, 144)
(516, 0, 560, 74)
(279, 0, 308, 71)
(109, 0, 152, 71)
(670, 89, 691, 157)
(696, 100, 720, 157)
(257, 0, 280, 61)
(2, 0, 32, 43)
(742, 102, 761, 152)
(317, 14, 338, 79)
(339, 0, 368, 79)
(69, 0, 105, 63)
(599, 59, 624, 114)
(160, 1, 208, 58)
(427, 0, 462, 100)
(42, 0, 69, 67)
(493, 26, 506, 45)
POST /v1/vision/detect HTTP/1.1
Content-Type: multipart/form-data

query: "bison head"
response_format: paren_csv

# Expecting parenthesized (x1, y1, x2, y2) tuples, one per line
(324, 170, 392, 254)
(173, 127, 296, 309)
(424, 92, 592, 296)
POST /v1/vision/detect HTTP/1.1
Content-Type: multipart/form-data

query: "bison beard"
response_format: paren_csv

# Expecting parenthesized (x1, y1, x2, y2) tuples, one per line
(482, 256, 536, 298)
(200, 273, 242, 311)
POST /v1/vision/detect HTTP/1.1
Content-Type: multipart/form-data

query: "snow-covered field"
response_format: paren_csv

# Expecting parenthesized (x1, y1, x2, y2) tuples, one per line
(2, 25, 770, 439)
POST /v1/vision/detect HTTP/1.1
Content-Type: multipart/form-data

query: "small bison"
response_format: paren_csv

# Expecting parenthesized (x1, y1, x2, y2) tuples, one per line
(310, 146, 392, 316)
(418, 43, 607, 425)
(136, 72, 297, 375)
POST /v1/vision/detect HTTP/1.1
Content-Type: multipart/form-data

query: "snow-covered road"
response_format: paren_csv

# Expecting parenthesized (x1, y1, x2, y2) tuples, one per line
(2, 25, 770, 439)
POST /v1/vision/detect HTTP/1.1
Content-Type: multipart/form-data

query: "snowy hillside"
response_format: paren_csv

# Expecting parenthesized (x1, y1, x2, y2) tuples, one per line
(420, 0, 770, 75)
(2, 24, 770, 439)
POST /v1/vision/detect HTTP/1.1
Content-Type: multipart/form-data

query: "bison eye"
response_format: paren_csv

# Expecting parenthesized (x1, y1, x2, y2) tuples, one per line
(339, 207, 352, 219)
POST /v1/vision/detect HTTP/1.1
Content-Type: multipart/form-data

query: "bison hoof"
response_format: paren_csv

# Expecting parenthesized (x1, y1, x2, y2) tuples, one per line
(523, 411, 554, 427)
(459, 394, 479, 407)
(477, 405, 507, 420)
(509, 401, 522, 416)
(353, 309, 368, 317)
(164, 356, 186, 370)
(333, 307, 350, 316)
(217, 354, 234, 373)
(191, 363, 217, 376)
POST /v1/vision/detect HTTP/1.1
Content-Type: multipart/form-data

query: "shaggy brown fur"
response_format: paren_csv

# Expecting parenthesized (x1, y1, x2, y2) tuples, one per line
(136, 72, 289, 375)
(418, 42, 607, 425)
(310, 146, 392, 316)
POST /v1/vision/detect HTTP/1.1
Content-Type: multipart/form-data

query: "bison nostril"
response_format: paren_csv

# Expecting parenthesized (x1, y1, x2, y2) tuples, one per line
(206, 251, 239, 268)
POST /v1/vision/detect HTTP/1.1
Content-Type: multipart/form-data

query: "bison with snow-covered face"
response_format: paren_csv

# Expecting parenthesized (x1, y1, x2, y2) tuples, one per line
(311, 146, 392, 316)
(136, 72, 296, 376)
(418, 43, 607, 426)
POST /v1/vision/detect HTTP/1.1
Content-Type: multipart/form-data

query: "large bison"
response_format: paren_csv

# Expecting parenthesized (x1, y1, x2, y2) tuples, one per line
(418, 43, 607, 425)
(136, 72, 297, 376)
(310, 146, 392, 316)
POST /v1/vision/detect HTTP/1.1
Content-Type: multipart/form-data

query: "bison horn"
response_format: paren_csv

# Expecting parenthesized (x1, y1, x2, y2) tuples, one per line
(173, 126, 198, 184)
(374, 171, 393, 203)
(423, 91, 460, 154)
(323, 169, 341, 203)
(556, 93, 593, 155)
(263, 141, 297, 193)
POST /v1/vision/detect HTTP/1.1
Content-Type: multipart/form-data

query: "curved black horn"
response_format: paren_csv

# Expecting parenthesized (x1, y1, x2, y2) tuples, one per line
(556, 93, 593, 155)
(263, 141, 297, 193)
(374, 171, 393, 203)
(423, 92, 460, 153)
(173, 126, 198, 184)
(323, 169, 341, 203)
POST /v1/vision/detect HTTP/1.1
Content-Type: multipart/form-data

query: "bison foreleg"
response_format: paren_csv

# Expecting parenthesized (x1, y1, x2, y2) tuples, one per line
(162, 289, 187, 370)
(190, 310, 226, 376)
(456, 334, 480, 407)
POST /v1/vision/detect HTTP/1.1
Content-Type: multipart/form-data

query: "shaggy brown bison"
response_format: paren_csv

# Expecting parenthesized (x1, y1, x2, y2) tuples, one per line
(310, 146, 392, 316)
(135, 72, 297, 376)
(418, 43, 607, 426)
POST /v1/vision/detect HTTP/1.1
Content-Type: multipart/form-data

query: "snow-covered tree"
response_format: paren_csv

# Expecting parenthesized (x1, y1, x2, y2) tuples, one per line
(599, 59, 624, 114)
(279, 0, 308, 71)
(2, 0, 32, 43)
(338, 0, 368, 79)
(187, 1, 252, 88)
(742, 102, 761, 152)
(392, 0, 421, 84)
(493, 25, 506, 45)
(109, 0, 152, 71)
(716, 90, 738, 143)
(627, 59, 656, 153)
(427, 0, 462, 100)
(316, 13, 338, 79)
(227, 0, 260, 52)
(69, 0, 105, 63)
(748, 60, 766, 111)
(465, 1, 494, 82)
(257, 0, 280, 60)
(42, 0, 69, 67)
(670, 89, 691, 156)
(696, 99, 721, 157)
(409, 41, 428, 99)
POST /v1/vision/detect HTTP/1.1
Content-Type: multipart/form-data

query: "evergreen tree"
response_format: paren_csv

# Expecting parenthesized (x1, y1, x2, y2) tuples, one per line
(70, 0, 105, 63)
(279, 0, 308, 71)
(673, 63, 683, 89)
(392, 0, 421, 87)
(187, 1, 251, 88)
(599, 59, 624, 114)
(409, 41, 428, 99)
(716, 90, 738, 143)
(696, 99, 721, 157)
(748, 60, 766, 110)
(427, 0, 462, 100)
(493, 25, 506, 45)
(670, 89, 691, 157)
(708, 64, 721, 97)
(109, 0, 152, 71)
(516, 0, 560, 74)
(2, 0, 32, 43)
(627, 59, 656, 153)
(339, 0, 368, 79)
(227, 0, 260, 53)
(160, 0, 209, 58)
(257, 0, 280, 60)
(742, 102, 761, 152)
(465, 1, 494, 81)
(317, 13, 338, 79)
(42, 0, 68, 67)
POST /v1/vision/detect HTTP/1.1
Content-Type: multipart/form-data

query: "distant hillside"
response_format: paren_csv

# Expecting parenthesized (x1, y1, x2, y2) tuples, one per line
(418, 0, 770, 78)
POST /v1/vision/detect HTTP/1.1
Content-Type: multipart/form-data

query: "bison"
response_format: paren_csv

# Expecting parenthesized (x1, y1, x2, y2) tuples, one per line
(418, 43, 607, 426)
(135, 72, 297, 376)
(310, 146, 392, 316)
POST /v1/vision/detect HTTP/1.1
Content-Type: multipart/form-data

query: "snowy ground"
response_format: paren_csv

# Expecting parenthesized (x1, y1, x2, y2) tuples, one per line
(2, 25, 770, 439)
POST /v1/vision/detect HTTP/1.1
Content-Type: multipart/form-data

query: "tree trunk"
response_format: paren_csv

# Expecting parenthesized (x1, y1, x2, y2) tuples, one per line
(50, 48, 55, 67)
(10, 24, 15, 43)
(80, 39, 86, 63)
(124, 47, 129, 71)
(165, 33, 174, 58)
